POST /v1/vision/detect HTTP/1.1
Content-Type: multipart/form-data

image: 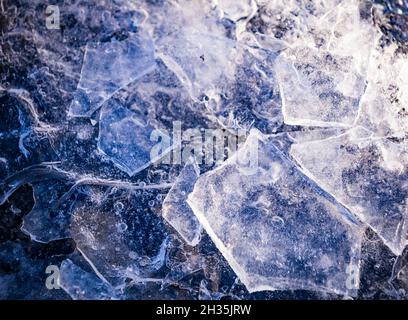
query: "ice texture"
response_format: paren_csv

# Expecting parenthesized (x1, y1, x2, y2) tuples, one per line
(2, 0, 408, 300)
(149, 0, 239, 101)
(59, 259, 116, 300)
(162, 160, 202, 246)
(291, 127, 408, 255)
(69, 33, 156, 117)
(98, 99, 170, 176)
(187, 129, 363, 295)
(274, 0, 376, 127)
(356, 44, 408, 137)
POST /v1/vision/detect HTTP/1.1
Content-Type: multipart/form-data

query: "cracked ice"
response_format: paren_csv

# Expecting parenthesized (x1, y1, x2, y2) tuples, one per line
(0, 0, 408, 300)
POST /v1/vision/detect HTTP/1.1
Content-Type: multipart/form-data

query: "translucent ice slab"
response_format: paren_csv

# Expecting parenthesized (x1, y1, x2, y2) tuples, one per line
(291, 127, 408, 255)
(275, 46, 367, 127)
(274, 0, 377, 127)
(60, 259, 116, 300)
(69, 33, 156, 117)
(187, 129, 363, 296)
(356, 44, 408, 137)
(162, 160, 202, 246)
(98, 99, 170, 176)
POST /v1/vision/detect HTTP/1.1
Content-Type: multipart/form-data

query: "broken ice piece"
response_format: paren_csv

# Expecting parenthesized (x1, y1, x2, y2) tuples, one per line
(356, 44, 408, 137)
(69, 33, 156, 117)
(59, 259, 116, 300)
(290, 127, 408, 255)
(162, 159, 202, 246)
(217, 0, 256, 22)
(98, 99, 170, 176)
(275, 46, 367, 127)
(187, 129, 363, 296)
(273, 0, 377, 128)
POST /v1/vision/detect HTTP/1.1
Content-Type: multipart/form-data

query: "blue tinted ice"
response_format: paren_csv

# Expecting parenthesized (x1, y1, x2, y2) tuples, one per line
(69, 34, 156, 117)
(187, 129, 363, 296)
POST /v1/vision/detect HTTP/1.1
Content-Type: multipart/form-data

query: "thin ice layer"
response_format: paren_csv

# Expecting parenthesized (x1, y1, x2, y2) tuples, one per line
(69, 33, 156, 117)
(356, 44, 408, 137)
(68, 186, 170, 285)
(274, 0, 376, 127)
(59, 259, 116, 300)
(291, 127, 408, 255)
(150, 0, 238, 100)
(187, 129, 363, 296)
(275, 46, 367, 127)
(98, 99, 170, 176)
(162, 160, 202, 246)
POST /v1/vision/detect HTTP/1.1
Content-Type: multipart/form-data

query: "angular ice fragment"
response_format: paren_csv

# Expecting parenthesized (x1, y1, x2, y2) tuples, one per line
(275, 46, 367, 127)
(187, 129, 363, 295)
(69, 34, 156, 117)
(356, 44, 408, 137)
(218, 0, 256, 22)
(152, 0, 238, 100)
(290, 127, 408, 255)
(274, 0, 377, 127)
(98, 99, 170, 176)
(162, 159, 202, 246)
(60, 259, 116, 300)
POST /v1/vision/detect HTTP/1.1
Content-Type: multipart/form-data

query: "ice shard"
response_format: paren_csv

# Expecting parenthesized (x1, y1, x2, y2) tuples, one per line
(150, 0, 238, 101)
(59, 259, 116, 300)
(274, 0, 377, 127)
(187, 129, 363, 296)
(69, 33, 156, 117)
(98, 99, 170, 176)
(356, 44, 408, 137)
(162, 159, 202, 246)
(290, 127, 408, 255)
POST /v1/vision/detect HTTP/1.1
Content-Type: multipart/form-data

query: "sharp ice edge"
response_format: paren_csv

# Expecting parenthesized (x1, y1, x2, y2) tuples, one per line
(59, 259, 117, 300)
(162, 159, 202, 246)
(4, 0, 407, 299)
(68, 33, 156, 117)
(187, 129, 363, 296)
(97, 99, 172, 176)
(290, 127, 408, 255)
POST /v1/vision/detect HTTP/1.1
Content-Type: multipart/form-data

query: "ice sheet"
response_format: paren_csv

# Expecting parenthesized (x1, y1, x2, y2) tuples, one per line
(97, 99, 170, 176)
(162, 159, 202, 246)
(187, 129, 363, 295)
(291, 127, 408, 255)
(69, 33, 156, 117)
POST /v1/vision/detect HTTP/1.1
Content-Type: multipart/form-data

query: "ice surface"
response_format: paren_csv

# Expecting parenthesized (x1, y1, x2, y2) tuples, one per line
(291, 127, 408, 255)
(274, 0, 377, 127)
(98, 99, 171, 176)
(275, 46, 367, 127)
(162, 159, 202, 246)
(3, 0, 408, 300)
(249, 0, 343, 44)
(59, 259, 116, 300)
(67, 186, 170, 285)
(69, 33, 156, 117)
(148, 0, 239, 101)
(356, 44, 408, 137)
(187, 129, 363, 295)
(218, 0, 256, 23)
